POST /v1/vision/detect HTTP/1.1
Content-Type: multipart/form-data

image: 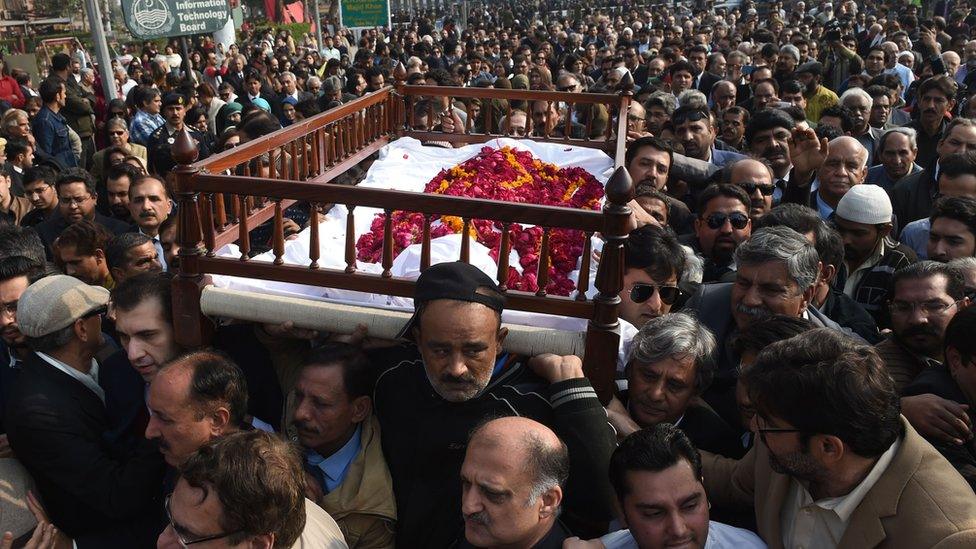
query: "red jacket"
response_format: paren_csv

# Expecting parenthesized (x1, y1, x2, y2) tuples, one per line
(0, 76, 25, 108)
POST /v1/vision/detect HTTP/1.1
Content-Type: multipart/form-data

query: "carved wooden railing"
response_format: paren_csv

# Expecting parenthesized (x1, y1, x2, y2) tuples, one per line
(171, 73, 634, 401)
(396, 84, 633, 166)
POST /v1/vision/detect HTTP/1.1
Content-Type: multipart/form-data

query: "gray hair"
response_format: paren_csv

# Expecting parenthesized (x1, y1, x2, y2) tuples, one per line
(677, 89, 707, 109)
(878, 126, 918, 153)
(682, 246, 704, 285)
(306, 76, 321, 87)
(948, 257, 976, 274)
(840, 87, 872, 106)
(644, 90, 676, 116)
(728, 50, 749, 65)
(525, 432, 569, 506)
(735, 226, 821, 291)
(780, 44, 800, 63)
(628, 312, 717, 392)
(27, 324, 75, 353)
(279, 71, 296, 82)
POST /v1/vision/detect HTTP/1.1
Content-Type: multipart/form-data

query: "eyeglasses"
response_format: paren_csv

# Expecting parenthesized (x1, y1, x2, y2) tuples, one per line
(755, 416, 802, 443)
(108, 130, 125, 136)
(81, 305, 108, 320)
(59, 195, 92, 206)
(704, 211, 749, 230)
(557, 85, 577, 92)
(25, 185, 53, 198)
(888, 299, 963, 316)
(630, 283, 681, 305)
(737, 183, 775, 196)
(165, 494, 243, 547)
(627, 114, 646, 122)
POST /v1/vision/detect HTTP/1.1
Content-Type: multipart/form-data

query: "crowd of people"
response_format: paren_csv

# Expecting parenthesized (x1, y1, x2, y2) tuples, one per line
(3, 0, 976, 547)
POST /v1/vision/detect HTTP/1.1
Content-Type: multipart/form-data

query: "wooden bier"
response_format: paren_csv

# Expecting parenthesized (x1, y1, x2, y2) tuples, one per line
(172, 73, 633, 402)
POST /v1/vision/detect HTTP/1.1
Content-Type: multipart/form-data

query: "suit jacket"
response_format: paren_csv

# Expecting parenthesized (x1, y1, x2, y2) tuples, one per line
(5, 352, 165, 547)
(890, 163, 938, 230)
(696, 71, 722, 95)
(702, 417, 976, 548)
(2, 163, 24, 196)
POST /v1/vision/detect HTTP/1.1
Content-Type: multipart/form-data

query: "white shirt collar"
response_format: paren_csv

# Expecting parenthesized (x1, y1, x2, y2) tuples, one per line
(799, 437, 901, 522)
(35, 351, 105, 403)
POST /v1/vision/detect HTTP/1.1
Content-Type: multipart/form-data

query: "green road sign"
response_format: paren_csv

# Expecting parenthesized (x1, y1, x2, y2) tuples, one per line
(122, 0, 230, 40)
(339, 0, 390, 29)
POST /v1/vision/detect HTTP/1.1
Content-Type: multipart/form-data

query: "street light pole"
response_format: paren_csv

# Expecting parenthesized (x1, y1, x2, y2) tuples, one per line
(83, 0, 116, 100)
(313, 0, 324, 53)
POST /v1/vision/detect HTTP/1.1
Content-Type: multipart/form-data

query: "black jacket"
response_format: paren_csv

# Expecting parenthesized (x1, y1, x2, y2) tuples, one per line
(890, 163, 938, 230)
(821, 288, 881, 343)
(371, 345, 616, 548)
(5, 352, 165, 548)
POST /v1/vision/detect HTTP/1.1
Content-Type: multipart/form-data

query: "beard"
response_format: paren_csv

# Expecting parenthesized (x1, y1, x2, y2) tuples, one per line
(111, 204, 130, 219)
(895, 324, 942, 356)
(768, 447, 825, 482)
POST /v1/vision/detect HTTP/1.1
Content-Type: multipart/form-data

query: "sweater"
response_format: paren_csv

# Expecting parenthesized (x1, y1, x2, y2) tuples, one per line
(371, 345, 616, 548)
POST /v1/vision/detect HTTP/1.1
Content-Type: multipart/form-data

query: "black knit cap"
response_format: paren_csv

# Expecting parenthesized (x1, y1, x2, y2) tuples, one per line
(397, 261, 505, 340)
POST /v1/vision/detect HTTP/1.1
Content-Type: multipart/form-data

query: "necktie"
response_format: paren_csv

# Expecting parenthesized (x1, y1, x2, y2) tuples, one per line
(305, 451, 330, 494)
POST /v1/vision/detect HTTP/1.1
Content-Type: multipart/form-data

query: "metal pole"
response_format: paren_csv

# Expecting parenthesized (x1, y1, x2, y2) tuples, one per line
(83, 0, 116, 101)
(313, 0, 324, 54)
(461, 0, 467, 31)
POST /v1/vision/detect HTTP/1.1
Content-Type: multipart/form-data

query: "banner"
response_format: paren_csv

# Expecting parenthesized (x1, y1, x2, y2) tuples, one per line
(339, 0, 390, 29)
(122, 0, 230, 40)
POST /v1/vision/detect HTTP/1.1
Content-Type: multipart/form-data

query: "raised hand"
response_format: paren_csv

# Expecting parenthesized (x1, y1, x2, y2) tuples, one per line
(789, 127, 828, 175)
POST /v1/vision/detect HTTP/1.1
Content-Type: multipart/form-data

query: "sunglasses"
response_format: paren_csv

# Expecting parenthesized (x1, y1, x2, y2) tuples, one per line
(672, 109, 710, 125)
(630, 283, 681, 305)
(704, 211, 750, 230)
(82, 305, 108, 320)
(737, 183, 775, 196)
(108, 131, 125, 136)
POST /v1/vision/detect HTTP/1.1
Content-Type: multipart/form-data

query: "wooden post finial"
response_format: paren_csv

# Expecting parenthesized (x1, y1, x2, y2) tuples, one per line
(172, 127, 200, 166)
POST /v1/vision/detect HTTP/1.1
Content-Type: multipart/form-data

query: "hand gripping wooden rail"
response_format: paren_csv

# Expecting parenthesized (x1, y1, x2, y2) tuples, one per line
(199, 287, 587, 358)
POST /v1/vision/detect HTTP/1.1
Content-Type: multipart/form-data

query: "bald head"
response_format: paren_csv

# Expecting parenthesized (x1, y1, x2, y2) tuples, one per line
(470, 417, 562, 454)
(828, 136, 869, 169)
(461, 417, 569, 547)
(818, 136, 869, 206)
(728, 159, 774, 217)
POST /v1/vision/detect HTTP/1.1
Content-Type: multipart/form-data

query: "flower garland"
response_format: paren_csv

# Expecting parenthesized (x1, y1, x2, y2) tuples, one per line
(355, 146, 604, 295)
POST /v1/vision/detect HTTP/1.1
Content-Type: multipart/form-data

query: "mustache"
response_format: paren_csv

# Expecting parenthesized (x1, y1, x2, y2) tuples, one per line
(736, 304, 771, 319)
(441, 373, 477, 385)
(292, 420, 318, 434)
(900, 324, 941, 339)
(465, 511, 491, 527)
(139, 212, 157, 218)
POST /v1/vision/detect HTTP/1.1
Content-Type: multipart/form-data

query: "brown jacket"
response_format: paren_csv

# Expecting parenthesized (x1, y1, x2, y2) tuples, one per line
(702, 417, 976, 548)
(0, 195, 32, 226)
(308, 415, 396, 549)
(875, 336, 934, 394)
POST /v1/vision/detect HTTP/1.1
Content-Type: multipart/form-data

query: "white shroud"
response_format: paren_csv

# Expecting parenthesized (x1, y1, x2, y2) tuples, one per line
(208, 137, 634, 367)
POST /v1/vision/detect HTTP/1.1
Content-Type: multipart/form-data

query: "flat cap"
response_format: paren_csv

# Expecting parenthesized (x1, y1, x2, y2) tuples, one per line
(796, 61, 823, 76)
(16, 275, 109, 338)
